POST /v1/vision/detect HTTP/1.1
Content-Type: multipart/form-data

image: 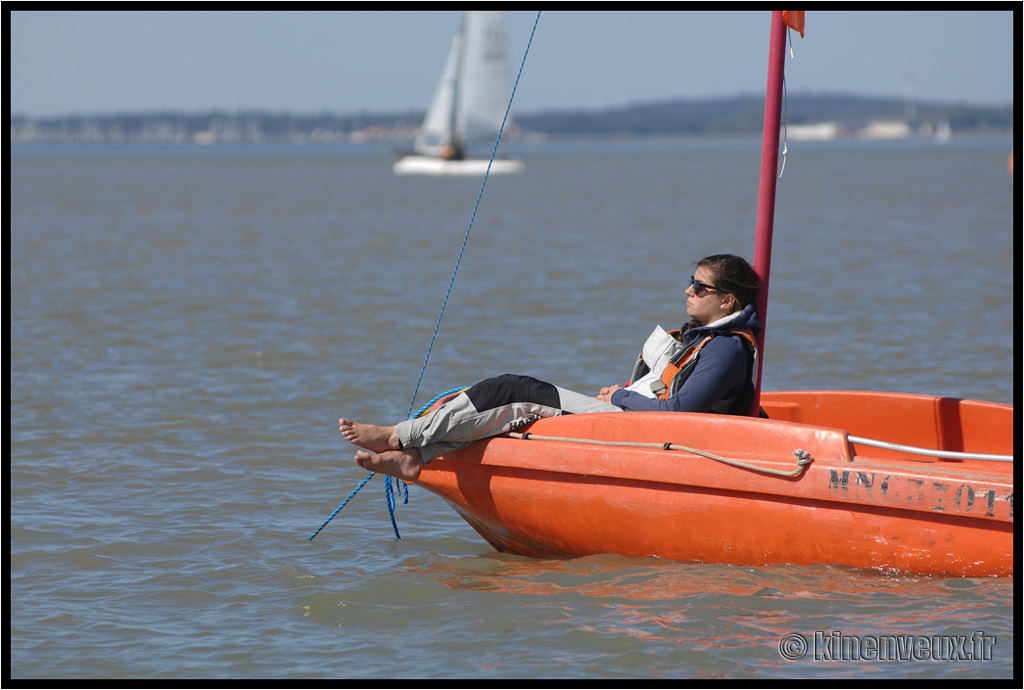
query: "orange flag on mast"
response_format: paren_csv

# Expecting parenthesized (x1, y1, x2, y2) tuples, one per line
(783, 11, 805, 37)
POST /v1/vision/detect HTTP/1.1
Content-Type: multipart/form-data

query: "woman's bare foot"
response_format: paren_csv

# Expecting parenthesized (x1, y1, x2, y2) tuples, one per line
(354, 449, 424, 482)
(338, 418, 399, 452)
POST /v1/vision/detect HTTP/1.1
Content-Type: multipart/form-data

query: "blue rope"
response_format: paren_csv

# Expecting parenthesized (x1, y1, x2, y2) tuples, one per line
(306, 386, 466, 541)
(412, 386, 473, 419)
(308, 11, 542, 542)
(307, 472, 373, 541)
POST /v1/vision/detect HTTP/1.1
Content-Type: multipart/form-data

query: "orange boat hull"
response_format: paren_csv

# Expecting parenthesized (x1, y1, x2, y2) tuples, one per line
(414, 391, 1014, 577)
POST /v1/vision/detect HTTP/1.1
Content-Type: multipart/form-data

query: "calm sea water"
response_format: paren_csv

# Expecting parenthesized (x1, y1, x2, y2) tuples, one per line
(10, 136, 1015, 680)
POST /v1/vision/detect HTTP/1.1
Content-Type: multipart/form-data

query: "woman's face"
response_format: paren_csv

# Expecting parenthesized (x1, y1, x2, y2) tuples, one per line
(685, 265, 731, 325)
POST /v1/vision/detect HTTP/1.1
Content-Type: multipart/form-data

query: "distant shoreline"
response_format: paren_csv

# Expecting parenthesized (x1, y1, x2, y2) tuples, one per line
(9, 93, 1012, 145)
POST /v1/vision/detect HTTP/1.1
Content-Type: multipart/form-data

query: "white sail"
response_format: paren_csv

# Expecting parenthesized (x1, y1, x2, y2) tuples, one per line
(415, 22, 464, 156)
(457, 11, 512, 146)
(414, 11, 511, 157)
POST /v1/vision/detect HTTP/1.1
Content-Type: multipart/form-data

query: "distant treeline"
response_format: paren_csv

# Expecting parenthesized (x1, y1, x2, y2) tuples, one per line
(10, 93, 1013, 144)
(519, 93, 1013, 137)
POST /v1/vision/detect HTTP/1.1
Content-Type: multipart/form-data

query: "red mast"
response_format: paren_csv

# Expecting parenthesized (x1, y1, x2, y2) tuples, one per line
(750, 11, 792, 416)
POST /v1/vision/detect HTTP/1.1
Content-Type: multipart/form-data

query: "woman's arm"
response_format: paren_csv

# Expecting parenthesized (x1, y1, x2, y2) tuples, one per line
(609, 337, 747, 412)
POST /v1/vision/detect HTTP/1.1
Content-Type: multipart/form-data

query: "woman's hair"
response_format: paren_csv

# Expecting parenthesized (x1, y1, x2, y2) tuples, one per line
(696, 254, 760, 310)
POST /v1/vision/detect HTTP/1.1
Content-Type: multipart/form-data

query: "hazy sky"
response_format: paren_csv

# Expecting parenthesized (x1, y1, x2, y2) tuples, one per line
(10, 10, 1016, 117)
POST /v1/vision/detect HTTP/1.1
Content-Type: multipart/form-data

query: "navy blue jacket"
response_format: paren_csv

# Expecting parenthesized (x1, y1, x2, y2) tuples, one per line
(610, 304, 760, 415)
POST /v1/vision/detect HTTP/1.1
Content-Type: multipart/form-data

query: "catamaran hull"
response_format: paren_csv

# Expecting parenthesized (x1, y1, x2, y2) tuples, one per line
(393, 155, 525, 176)
(413, 391, 1014, 577)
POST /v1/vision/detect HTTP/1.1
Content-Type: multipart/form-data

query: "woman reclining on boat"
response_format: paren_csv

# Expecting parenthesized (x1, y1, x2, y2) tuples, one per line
(340, 253, 761, 481)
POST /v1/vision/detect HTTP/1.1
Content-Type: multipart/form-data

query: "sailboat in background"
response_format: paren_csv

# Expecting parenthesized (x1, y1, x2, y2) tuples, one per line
(393, 11, 525, 176)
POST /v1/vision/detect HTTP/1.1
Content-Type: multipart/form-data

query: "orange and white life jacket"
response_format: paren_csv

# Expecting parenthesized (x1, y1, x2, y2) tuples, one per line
(628, 326, 757, 399)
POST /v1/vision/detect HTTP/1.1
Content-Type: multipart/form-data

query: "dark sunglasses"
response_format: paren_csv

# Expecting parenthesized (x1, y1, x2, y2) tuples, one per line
(689, 275, 721, 295)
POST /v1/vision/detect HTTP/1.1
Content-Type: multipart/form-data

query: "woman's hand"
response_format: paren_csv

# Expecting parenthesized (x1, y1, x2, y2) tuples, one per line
(597, 385, 621, 403)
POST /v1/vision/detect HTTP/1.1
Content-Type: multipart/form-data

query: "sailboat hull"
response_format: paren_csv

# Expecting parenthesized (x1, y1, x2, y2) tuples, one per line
(413, 391, 1014, 576)
(393, 155, 525, 176)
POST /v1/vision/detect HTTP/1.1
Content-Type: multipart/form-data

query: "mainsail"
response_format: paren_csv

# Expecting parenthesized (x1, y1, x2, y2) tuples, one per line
(414, 11, 512, 159)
